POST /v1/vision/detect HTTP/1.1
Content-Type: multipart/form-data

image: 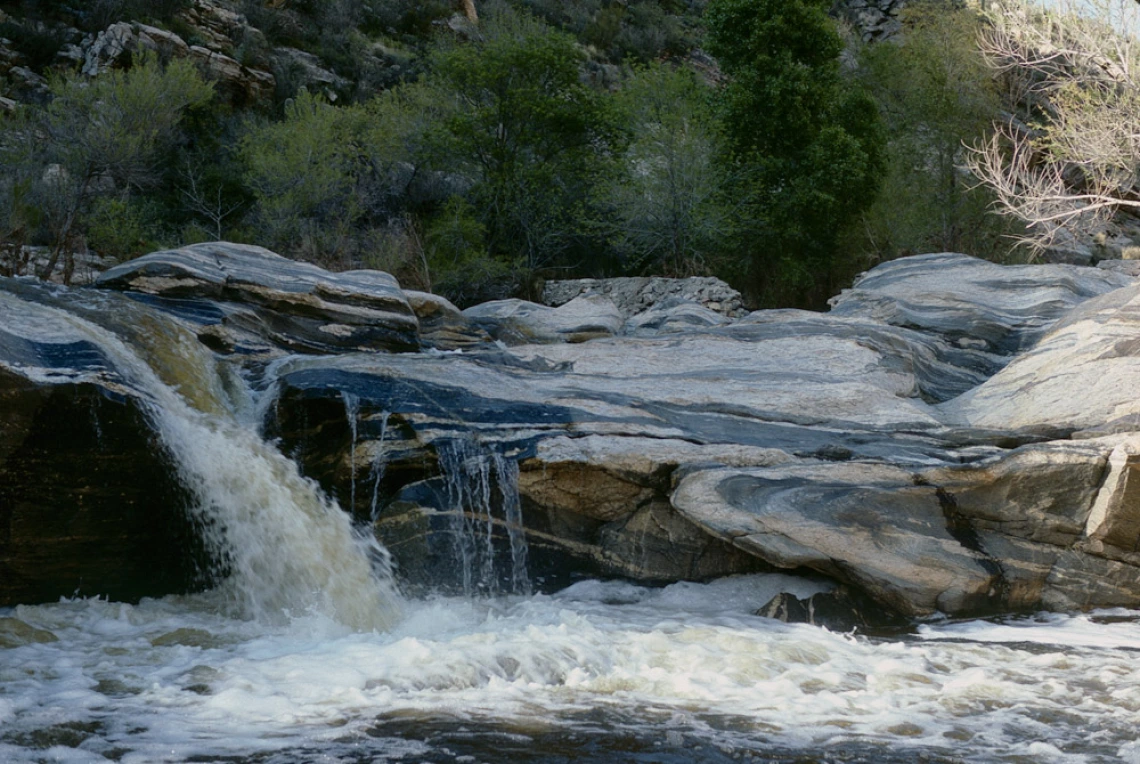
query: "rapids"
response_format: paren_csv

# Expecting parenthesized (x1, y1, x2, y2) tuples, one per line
(5, 284, 1140, 763)
(5, 578, 1140, 762)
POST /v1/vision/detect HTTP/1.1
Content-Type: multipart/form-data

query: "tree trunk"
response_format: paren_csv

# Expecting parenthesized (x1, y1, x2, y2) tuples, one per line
(461, 0, 478, 23)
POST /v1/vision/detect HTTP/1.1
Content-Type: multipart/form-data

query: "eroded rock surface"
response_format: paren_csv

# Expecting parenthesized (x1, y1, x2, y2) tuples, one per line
(97, 242, 419, 353)
(7, 247, 1140, 621)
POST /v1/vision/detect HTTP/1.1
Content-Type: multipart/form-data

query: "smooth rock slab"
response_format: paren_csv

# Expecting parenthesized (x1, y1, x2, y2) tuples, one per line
(829, 253, 1132, 354)
(672, 462, 999, 616)
(97, 242, 419, 353)
(946, 283, 1140, 434)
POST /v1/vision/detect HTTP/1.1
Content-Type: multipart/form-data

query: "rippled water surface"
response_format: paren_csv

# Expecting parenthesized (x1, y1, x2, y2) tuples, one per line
(4, 575, 1140, 763)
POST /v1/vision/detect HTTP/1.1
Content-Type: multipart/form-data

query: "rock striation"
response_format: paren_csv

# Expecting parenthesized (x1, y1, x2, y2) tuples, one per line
(96, 242, 419, 354)
(8, 248, 1140, 623)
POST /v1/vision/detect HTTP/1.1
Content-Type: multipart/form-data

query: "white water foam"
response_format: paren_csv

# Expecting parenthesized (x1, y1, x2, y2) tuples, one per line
(3, 579, 1140, 763)
(0, 291, 401, 631)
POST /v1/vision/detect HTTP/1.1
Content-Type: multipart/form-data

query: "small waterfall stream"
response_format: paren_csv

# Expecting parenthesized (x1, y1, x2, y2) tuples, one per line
(438, 438, 531, 596)
(9, 289, 1140, 763)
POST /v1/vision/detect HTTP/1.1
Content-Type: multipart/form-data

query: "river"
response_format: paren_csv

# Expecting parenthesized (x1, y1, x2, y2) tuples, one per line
(5, 579, 1140, 763)
(3, 287, 1140, 763)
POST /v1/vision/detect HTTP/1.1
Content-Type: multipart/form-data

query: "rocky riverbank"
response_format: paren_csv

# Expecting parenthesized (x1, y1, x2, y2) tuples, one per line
(5, 242, 1140, 625)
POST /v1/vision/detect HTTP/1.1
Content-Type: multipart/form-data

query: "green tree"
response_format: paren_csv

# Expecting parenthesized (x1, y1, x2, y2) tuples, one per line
(606, 63, 729, 276)
(425, 6, 622, 277)
(705, 0, 886, 305)
(856, 1, 1013, 261)
(239, 91, 367, 266)
(0, 51, 212, 281)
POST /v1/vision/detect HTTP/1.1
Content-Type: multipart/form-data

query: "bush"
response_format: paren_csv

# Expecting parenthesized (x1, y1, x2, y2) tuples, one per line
(605, 63, 728, 275)
(854, 1, 1018, 262)
(424, 5, 623, 273)
(85, 196, 165, 261)
(239, 91, 365, 266)
(0, 52, 213, 281)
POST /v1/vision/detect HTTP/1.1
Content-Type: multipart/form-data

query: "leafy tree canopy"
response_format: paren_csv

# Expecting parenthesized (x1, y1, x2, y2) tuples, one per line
(705, 0, 886, 304)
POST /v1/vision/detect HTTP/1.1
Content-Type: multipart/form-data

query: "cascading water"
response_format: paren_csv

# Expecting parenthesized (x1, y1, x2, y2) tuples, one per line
(368, 410, 391, 523)
(12, 291, 1140, 764)
(437, 438, 531, 596)
(0, 290, 401, 631)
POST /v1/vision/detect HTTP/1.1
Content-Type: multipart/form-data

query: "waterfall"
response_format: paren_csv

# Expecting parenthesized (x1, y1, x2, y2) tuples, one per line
(342, 391, 360, 513)
(369, 410, 390, 523)
(1, 291, 402, 631)
(437, 438, 531, 596)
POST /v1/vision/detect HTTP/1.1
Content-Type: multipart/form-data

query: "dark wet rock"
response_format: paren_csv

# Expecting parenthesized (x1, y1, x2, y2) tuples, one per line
(0, 285, 207, 606)
(96, 242, 419, 353)
(758, 585, 909, 633)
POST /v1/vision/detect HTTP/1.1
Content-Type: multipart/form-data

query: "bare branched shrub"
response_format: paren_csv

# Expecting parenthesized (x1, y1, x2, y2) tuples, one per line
(968, 0, 1140, 256)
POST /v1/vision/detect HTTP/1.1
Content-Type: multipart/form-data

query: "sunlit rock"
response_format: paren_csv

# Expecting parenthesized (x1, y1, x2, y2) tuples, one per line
(97, 242, 419, 353)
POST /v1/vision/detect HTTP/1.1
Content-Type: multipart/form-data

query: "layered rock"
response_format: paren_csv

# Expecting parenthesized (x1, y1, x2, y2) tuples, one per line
(80, 20, 274, 105)
(96, 242, 419, 354)
(542, 275, 747, 319)
(7, 247, 1140, 622)
(0, 282, 207, 605)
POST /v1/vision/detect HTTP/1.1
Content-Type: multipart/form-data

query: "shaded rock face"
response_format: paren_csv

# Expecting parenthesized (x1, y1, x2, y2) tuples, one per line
(80, 19, 275, 106)
(0, 284, 210, 606)
(8, 247, 1140, 624)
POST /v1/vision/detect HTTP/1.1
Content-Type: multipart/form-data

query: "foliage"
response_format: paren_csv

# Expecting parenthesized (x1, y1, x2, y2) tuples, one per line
(853, 1, 1018, 262)
(423, 6, 623, 278)
(239, 91, 367, 267)
(605, 63, 728, 275)
(84, 195, 165, 261)
(968, 0, 1140, 256)
(705, 0, 886, 305)
(521, 0, 700, 62)
(0, 51, 212, 280)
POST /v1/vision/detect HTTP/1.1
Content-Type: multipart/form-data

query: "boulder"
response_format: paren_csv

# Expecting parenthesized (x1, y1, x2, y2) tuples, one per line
(623, 298, 731, 336)
(946, 282, 1140, 434)
(542, 275, 747, 319)
(829, 252, 1132, 355)
(96, 242, 419, 353)
(463, 294, 623, 344)
(80, 20, 274, 106)
(404, 290, 491, 351)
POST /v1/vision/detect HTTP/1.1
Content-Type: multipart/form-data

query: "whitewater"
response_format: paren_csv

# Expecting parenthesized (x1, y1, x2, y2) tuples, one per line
(4, 288, 1140, 762)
